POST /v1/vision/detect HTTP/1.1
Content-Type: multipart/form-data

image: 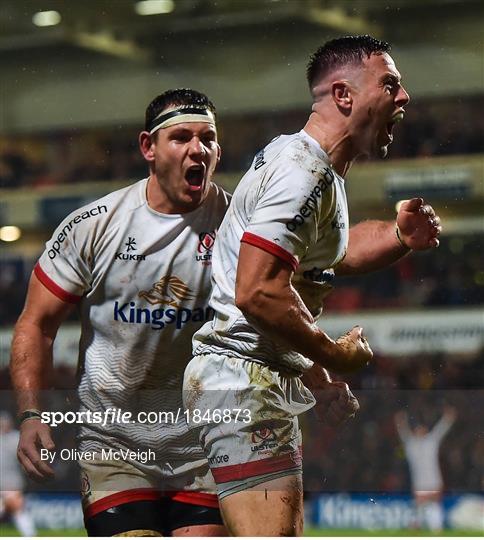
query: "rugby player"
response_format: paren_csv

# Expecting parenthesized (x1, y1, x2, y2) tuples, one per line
(0, 412, 37, 537)
(10, 89, 231, 536)
(183, 36, 442, 536)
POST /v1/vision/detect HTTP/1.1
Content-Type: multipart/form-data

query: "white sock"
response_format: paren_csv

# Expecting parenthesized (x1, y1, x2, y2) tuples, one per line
(12, 509, 37, 537)
(426, 501, 444, 531)
(415, 503, 426, 528)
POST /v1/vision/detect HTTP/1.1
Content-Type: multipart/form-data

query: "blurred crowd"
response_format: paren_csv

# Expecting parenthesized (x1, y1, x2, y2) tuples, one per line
(1, 95, 483, 189)
(303, 352, 483, 494)
(326, 234, 484, 312)
(0, 350, 482, 494)
(1, 88, 482, 502)
(1, 233, 483, 326)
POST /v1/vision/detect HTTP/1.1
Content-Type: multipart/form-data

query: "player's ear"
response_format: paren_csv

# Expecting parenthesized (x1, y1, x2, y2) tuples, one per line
(332, 81, 353, 112)
(139, 131, 155, 162)
(215, 142, 221, 164)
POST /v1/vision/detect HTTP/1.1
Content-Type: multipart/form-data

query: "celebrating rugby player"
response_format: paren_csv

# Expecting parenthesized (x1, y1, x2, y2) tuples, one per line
(11, 89, 230, 536)
(183, 36, 442, 536)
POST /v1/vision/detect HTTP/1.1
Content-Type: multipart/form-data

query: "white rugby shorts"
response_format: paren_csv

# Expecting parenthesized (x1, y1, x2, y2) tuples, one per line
(79, 457, 218, 520)
(183, 353, 315, 498)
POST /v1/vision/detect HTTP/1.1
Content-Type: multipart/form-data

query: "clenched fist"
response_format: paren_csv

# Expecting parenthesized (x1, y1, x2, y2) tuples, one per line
(301, 364, 359, 427)
(313, 381, 360, 427)
(330, 326, 373, 373)
(397, 198, 442, 250)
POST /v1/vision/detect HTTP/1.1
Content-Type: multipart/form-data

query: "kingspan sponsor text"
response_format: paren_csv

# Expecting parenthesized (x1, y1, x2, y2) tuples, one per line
(113, 301, 215, 329)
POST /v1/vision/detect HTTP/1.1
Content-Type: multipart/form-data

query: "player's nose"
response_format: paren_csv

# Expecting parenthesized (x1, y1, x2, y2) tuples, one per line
(188, 137, 205, 157)
(396, 85, 410, 107)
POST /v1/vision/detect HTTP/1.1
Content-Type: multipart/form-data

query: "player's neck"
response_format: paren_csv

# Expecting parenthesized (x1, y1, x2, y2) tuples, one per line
(146, 174, 200, 214)
(304, 113, 354, 177)
(146, 175, 171, 213)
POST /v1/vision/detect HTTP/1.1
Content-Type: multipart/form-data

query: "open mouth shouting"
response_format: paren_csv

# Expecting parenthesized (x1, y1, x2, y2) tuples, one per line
(384, 110, 405, 144)
(185, 164, 206, 191)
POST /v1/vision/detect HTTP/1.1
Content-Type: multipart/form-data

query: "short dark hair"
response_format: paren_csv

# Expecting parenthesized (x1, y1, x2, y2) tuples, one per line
(145, 88, 216, 131)
(307, 35, 391, 89)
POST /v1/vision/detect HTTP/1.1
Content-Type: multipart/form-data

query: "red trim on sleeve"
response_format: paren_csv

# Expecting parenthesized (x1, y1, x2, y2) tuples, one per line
(210, 450, 302, 484)
(34, 262, 82, 304)
(169, 491, 219, 509)
(83, 488, 162, 519)
(241, 232, 298, 271)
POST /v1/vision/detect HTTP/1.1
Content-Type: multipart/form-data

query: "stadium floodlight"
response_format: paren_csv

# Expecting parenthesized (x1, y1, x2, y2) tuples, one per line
(0, 226, 22, 242)
(32, 10, 62, 27)
(134, 0, 174, 16)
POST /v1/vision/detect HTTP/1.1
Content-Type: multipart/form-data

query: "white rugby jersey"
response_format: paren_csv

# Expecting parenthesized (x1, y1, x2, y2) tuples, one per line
(397, 417, 454, 492)
(36, 178, 230, 476)
(193, 130, 349, 372)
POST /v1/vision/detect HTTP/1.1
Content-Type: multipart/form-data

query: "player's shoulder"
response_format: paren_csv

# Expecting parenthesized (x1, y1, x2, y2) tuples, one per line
(252, 131, 329, 177)
(54, 179, 146, 232)
(209, 182, 232, 203)
(88, 178, 146, 214)
(275, 131, 328, 166)
(202, 182, 232, 214)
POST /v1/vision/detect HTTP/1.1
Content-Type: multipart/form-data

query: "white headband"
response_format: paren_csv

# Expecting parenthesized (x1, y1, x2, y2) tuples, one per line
(149, 106, 216, 135)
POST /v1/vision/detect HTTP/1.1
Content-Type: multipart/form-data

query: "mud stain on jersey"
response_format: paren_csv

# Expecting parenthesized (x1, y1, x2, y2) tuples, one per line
(185, 375, 203, 410)
(246, 362, 274, 388)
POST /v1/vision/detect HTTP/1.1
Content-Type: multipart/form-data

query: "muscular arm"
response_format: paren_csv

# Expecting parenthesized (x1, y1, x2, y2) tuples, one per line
(10, 273, 74, 479)
(11, 273, 74, 409)
(235, 242, 372, 373)
(336, 220, 408, 276)
(336, 198, 442, 276)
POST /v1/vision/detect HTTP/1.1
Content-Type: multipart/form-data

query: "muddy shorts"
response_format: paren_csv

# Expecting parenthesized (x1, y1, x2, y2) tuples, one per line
(183, 354, 315, 498)
(80, 457, 219, 517)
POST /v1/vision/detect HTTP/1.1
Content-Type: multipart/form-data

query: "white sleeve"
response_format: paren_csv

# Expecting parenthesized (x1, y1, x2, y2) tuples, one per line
(396, 422, 411, 442)
(430, 415, 454, 443)
(241, 158, 337, 270)
(34, 205, 101, 303)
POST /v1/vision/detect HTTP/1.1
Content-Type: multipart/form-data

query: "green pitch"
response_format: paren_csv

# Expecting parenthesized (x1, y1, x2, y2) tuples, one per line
(304, 529, 482, 536)
(0, 526, 85, 537)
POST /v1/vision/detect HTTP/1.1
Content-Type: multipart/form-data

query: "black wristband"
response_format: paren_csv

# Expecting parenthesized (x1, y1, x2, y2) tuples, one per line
(19, 409, 42, 424)
(395, 224, 411, 250)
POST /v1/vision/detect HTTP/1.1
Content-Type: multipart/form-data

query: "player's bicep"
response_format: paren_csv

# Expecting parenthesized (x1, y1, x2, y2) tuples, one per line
(235, 241, 294, 310)
(244, 161, 327, 264)
(18, 272, 75, 338)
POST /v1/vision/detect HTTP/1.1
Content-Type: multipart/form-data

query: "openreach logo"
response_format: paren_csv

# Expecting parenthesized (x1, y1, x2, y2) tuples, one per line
(48, 205, 108, 259)
(286, 166, 335, 232)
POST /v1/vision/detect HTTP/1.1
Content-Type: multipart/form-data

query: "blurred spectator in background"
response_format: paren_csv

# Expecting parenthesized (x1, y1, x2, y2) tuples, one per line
(1, 356, 481, 504)
(0, 411, 37, 536)
(394, 406, 457, 531)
